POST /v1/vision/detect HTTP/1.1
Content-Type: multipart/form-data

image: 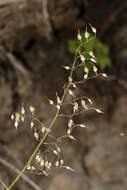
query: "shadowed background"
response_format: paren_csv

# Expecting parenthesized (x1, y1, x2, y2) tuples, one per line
(0, 0, 127, 189)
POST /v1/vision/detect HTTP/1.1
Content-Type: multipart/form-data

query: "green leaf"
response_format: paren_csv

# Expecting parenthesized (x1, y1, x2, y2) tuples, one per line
(68, 32, 112, 71)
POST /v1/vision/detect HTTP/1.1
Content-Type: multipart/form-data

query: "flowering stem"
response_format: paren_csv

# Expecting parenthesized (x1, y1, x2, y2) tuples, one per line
(6, 44, 80, 190)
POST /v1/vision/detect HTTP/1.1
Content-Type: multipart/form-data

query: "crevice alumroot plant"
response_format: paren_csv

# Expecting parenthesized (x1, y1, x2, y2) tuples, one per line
(8, 25, 107, 190)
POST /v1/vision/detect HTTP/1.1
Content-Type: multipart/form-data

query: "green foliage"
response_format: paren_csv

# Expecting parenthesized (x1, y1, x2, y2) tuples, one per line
(68, 32, 112, 70)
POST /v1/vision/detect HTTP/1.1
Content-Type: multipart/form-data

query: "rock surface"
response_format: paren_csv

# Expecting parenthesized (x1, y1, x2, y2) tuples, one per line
(0, 0, 127, 190)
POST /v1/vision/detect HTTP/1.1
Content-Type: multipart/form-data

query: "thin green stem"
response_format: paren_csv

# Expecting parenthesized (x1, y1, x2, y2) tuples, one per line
(7, 45, 80, 190)
(7, 76, 71, 190)
(7, 88, 70, 190)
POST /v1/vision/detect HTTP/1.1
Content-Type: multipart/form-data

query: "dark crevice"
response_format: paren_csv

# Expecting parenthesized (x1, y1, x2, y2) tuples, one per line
(10, 67, 20, 112)
(0, 60, 20, 111)
(76, 2, 85, 18)
(0, 61, 12, 81)
(12, 51, 33, 72)
(7, 64, 20, 112)
(24, 38, 36, 51)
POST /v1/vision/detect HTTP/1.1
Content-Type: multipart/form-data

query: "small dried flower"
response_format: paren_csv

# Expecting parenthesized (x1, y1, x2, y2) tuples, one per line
(68, 119, 73, 128)
(93, 65, 97, 73)
(89, 51, 95, 58)
(81, 99, 86, 108)
(31, 166, 36, 171)
(95, 109, 104, 113)
(55, 160, 59, 167)
(29, 105, 35, 114)
(84, 31, 90, 39)
(56, 104, 60, 110)
(72, 83, 76, 88)
(34, 131, 39, 140)
(60, 159, 64, 165)
(84, 74, 88, 79)
(45, 161, 49, 168)
(78, 124, 87, 128)
(73, 102, 78, 113)
(80, 54, 85, 62)
(68, 89, 74, 97)
(40, 159, 45, 167)
(57, 96, 61, 105)
(69, 76, 72, 83)
(30, 121, 34, 129)
(43, 170, 48, 176)
(91, 26, 97, 34)
(41, 126, 46, 134)
(77, 30, 82, 41)
(84, 66, 89, 73)
(102, 73, 107, 77)
(57, 147, 61, 153)
(53, 150, 58, 155)
(49, 99, 54, 105)
(64, 66, 70, 70)
(21, 106, 25, 115)
(26, 164, 31, 170)
(35, 154, 40, 161)
(120, 133, 125, 136)
(90, 58, 96, 63)
(68, 135, 76, 141)
(46, 128, 51, 133)
(21, 116, 25, 122)
(14, 121, 18, 129)
(11, 114, 14, 120)
(64, 166, 74, 171)
(67, 128, 71, 135)
(88, 98, 93, 104)
(38, 156, 42, 163)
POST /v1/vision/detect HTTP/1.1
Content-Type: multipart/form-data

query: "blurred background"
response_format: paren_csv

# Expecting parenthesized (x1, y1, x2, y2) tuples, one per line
(0, 0, 127, 189)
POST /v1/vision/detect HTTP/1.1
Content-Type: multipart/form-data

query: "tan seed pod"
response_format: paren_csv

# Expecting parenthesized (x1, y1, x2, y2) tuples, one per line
(81, 99, 86, 108)
(41, 127, 46, 133)
(69, 76, 72, 83)
(34, 132, 39, 140)
(55, 160, 59, 167)
(30, 121, 34, 128)
(49, 99, 54, 105)
(56, 104, 60, 110)
(68, 119, 73, 128)
(45, 161, 49, 168)
(29, 106, 35, 114)
(14, 121, 18, 129)
(68, 89, 74, 97)
(21, 106, 25, 115)
(60, 159, 64, 165)
(77, 30, 82, 41)
(84, 31, 89, 39)
(95, 109, 104, 113)
(31, 166, 35, 171)
(26, 164, 31, 170)
(84, 74, 88, 79)
(64, 66, 70, 70)
(67, 128, 71, 135)
(40, 159, 45, 167)
(80, 54, 85, 62)
(11, 114, 14, 120)
(35, 154, 40, 161)
(73, 102, 78, 112)
(57, 96, 61, 105)
(57, 147, 61, 153)
(93, 65, 97, 73)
